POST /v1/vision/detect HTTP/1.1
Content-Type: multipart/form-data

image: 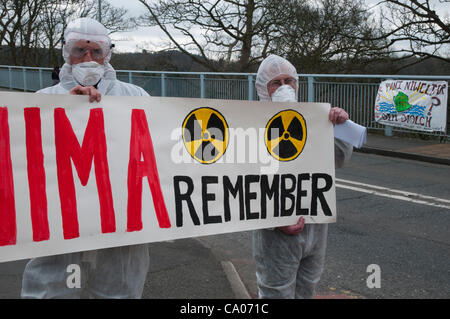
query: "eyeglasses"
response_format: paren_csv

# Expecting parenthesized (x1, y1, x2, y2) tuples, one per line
(69, 45, 107, 60)
(65, 39, 112, 60)
(268, 77, 297, 91)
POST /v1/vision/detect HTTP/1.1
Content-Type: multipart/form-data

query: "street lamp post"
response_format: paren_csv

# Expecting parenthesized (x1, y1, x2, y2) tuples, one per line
(98, 0, 102, 23)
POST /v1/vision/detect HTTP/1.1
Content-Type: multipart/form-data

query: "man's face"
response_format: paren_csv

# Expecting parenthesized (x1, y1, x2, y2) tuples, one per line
(267, 74, 297, 98)
(69, 40, 106, 65)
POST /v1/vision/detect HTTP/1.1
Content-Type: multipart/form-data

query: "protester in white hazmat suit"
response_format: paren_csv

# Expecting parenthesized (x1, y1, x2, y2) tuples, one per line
(253, 55, 353, 299)
(21, 18, 150, 299)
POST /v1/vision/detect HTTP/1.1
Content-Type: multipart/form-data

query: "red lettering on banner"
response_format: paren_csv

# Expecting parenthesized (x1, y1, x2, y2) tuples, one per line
(24, 108, 50, 241)
(0, 107, 16, 246)
(54, 108, 116, 240)
(127, 109, 171, 231)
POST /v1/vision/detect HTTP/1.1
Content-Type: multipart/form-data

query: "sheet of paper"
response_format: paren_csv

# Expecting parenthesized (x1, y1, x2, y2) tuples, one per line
(333, 120, 367, 148)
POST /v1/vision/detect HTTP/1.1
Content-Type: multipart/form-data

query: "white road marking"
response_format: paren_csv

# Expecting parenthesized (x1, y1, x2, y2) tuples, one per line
(336, 178, 450, 210)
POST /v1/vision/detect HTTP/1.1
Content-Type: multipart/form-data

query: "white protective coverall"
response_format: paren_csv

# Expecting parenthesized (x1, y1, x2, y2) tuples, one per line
(253, 55, 353, 299)
(21, 18, 150, 299)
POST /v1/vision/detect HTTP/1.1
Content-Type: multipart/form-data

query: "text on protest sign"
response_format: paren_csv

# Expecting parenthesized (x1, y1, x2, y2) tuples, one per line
(375, 80, 448, 132)
(0, 92, 336, 262)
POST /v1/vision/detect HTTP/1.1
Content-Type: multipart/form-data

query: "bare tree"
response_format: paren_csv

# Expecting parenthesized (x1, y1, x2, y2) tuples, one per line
(0, 1, 21, 61)
(366, 0, 449, 69)
(75, 0, 134, 33)
(270, 0, 390, 73)
(0, 0, 43, 65)
(137, 0, 390, 72)
(137, 0, 284, 72)
(37, 0, 80, 66)
(0, 0, 135, 66)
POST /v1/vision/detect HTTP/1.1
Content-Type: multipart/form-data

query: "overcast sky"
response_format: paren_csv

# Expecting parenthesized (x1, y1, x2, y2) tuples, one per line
(106, 0, 164, 52)
(105, 0, 450, 53)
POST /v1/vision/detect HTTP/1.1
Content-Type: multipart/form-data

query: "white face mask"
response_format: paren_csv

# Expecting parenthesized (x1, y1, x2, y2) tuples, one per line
(72, 61, 105, 86)
(271, 85, 296, 102)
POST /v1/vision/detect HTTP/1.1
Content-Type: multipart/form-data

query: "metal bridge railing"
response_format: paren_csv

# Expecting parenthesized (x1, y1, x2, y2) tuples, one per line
(1, 65, 449, 138)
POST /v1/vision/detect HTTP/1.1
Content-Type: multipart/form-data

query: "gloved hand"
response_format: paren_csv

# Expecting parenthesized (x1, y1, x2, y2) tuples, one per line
(277, 217, 305, 236)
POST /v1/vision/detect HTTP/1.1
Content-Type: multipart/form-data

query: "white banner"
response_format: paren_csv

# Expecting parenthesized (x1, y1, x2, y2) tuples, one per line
(375, 80, 448, 132)
(0, 92, 336, 263)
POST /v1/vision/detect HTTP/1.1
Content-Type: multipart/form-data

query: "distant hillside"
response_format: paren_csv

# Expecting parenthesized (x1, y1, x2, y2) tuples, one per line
(1, 45, 449, 75)
(110, 50, 210, 72)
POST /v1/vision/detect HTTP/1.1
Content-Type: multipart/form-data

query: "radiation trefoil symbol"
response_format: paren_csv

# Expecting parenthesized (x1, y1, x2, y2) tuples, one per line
(182, 107, 229, 164)
(265, 110, 307, 161)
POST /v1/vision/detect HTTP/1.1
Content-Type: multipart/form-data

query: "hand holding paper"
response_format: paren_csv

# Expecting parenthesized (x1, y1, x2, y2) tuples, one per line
(333, 120, 367, 148)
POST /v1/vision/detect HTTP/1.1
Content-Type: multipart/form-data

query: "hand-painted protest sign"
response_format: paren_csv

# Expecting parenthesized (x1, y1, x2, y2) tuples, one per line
(375, 80, 448, 132)
(0, 92, 336, 263)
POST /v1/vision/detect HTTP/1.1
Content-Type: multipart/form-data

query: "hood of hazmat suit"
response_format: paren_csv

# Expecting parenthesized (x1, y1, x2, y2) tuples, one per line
(38, 17, 148, 97)
(255, 54, 299, 101)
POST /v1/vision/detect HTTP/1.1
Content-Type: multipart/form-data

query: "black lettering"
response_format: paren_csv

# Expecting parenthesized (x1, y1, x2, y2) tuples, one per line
(223, 175, 244, 222)
(405, 81, 412, 90)
(280, 174, 296, 216)
(202, 176, 221, 224)
(296, 173, 310, 215)
(245, 175, 260, 220)
(174, 176, 200, 227)
(311, 173, 333, 216)
(260, 175, 279, 219)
